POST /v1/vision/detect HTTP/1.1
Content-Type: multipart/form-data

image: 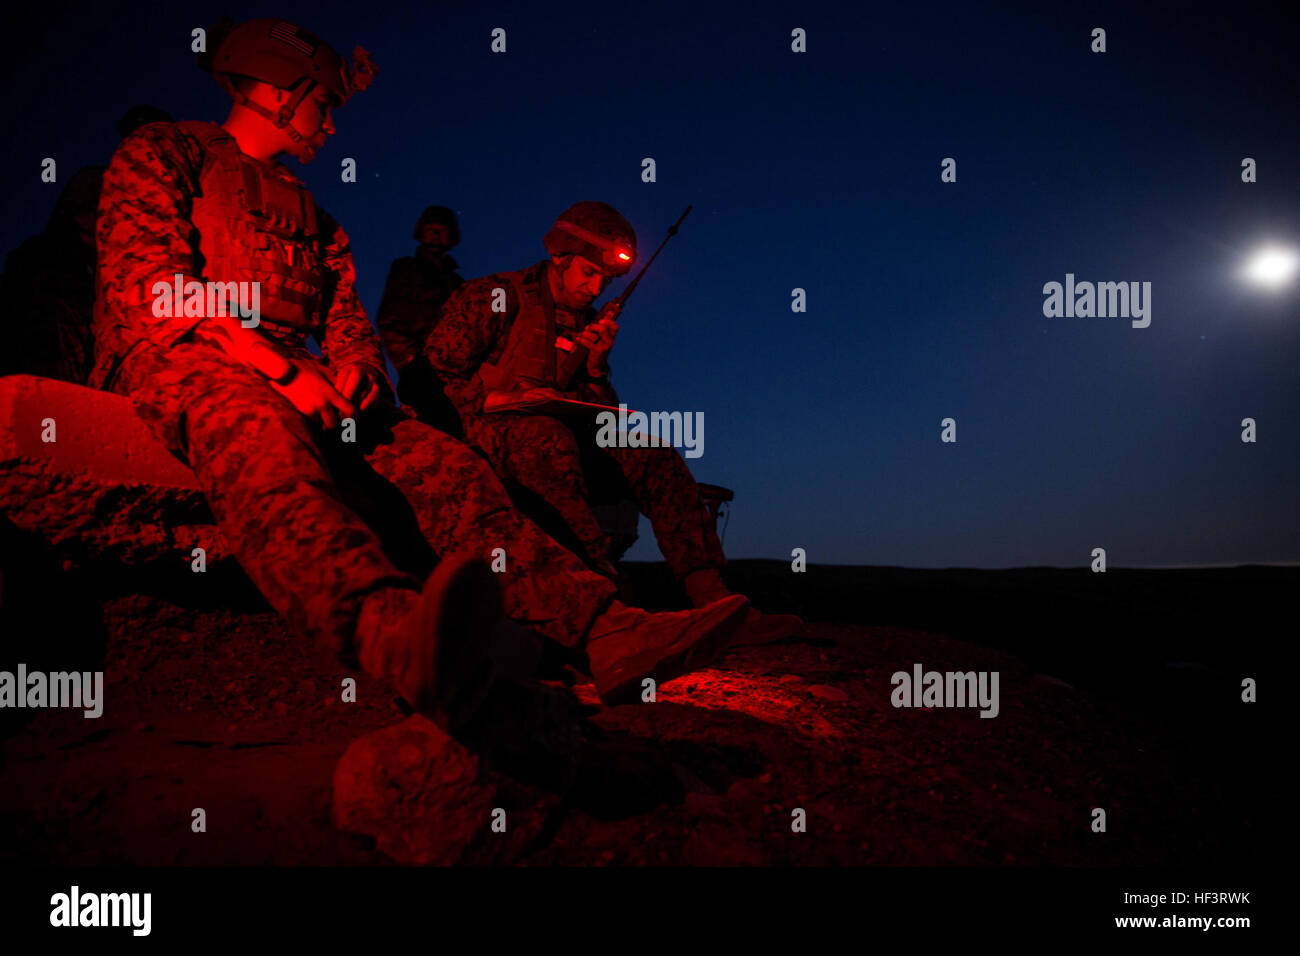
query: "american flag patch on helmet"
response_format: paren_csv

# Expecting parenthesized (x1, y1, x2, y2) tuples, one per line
(269, 21, 319, 56)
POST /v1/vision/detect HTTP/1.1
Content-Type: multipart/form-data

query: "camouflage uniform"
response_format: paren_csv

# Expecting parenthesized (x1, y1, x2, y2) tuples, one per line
(89, 120, 617, 661)
(375, 244, 464, 433)
(427, 260, 726, 579)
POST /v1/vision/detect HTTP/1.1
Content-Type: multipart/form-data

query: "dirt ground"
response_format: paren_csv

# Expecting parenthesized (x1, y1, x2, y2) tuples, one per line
(0, 560, 1271, 866)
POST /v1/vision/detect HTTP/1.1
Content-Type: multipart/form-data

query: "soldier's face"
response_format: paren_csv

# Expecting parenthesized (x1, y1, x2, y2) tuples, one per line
(283, 85, 336, 163)
(420, 223, 453, 252)
(553, 255, 612, 309)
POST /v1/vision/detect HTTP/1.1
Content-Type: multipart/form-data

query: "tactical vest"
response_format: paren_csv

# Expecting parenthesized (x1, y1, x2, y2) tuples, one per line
(477, 261, 589, 392)
(179, 121, 325, 335)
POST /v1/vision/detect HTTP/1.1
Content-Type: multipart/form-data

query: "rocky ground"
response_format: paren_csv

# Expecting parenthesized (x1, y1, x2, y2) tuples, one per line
(0, 558, 1272, 867)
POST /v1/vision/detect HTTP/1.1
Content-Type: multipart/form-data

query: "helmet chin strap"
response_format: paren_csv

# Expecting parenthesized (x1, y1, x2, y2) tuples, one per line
(229, 79, 316, 144)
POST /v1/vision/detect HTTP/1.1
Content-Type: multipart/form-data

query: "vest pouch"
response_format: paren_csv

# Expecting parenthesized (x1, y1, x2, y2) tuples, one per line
(248, 165, 319, 241)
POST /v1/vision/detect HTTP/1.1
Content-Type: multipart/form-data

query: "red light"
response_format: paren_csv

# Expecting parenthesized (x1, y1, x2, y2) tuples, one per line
(617, 252, 630, 261)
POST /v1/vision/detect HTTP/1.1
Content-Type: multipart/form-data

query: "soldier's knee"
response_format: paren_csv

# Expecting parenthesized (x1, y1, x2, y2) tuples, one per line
(512, 416, 582, 457)
(614, 441, 692, 478)
(660, 443, 696, 474)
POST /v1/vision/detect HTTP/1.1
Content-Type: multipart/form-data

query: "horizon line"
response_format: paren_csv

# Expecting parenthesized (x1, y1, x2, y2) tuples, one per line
(625, 560, 1300, 570)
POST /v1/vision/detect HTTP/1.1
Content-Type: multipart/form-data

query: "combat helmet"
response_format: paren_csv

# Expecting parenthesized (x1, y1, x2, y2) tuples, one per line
(543, 201, 637, 276)
(197, 17, 377, 139)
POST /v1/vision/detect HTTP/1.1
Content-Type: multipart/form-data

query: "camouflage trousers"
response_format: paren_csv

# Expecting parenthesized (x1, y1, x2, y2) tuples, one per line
(462, 413, 726, 579)
(108, 340, 616, 660)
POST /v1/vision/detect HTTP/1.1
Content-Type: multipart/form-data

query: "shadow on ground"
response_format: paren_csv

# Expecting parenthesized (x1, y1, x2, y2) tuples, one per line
(0, 560, 1273, 865)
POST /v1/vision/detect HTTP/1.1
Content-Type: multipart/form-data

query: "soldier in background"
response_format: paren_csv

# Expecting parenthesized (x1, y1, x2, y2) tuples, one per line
(428, 201, 802, 645)
(0, 105, 172, 382)
(87, 17, 750, 724)
(375, 205, 464, 432)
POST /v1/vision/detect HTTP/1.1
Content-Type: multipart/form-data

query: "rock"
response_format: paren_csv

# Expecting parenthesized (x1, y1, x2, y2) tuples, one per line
(0, 375, 226, 570)
(332, 715, 501, 865)
(331, 710, 563, 866)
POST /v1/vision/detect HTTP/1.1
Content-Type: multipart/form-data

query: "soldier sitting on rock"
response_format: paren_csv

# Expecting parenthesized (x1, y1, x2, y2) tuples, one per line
(427, 201, 803, 646)
(85, 16, 752, 730)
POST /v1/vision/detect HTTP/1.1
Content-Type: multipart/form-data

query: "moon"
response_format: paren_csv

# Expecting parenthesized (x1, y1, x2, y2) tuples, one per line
(1242, 246, 1298, 288)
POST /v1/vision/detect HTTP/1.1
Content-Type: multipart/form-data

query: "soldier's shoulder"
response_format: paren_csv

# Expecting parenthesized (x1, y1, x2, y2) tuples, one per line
(111, 119, 220, 172)
(121, 119, 218, 149)
(466, 264, 530, 290)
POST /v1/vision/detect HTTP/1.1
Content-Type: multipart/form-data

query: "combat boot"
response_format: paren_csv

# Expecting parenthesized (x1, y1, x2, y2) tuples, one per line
(585, 594, 749, 705)
(357, 555, 504, 733)
(683, 568, 805, 647)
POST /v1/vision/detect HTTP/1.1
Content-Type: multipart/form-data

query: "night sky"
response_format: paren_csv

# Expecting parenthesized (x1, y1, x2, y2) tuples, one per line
(3, 1, 1296, 567)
